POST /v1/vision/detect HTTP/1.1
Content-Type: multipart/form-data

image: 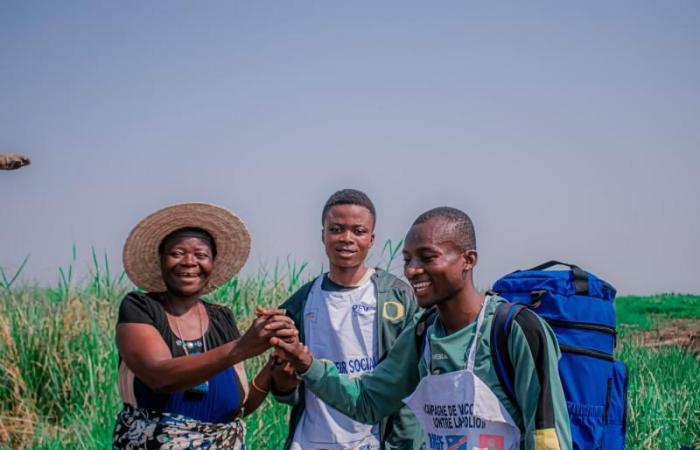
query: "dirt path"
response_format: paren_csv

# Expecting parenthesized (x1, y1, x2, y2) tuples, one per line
(629, 318, 700, 358)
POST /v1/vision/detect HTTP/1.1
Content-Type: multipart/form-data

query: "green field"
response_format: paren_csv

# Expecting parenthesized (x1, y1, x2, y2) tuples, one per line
(0, 255, 698, 449)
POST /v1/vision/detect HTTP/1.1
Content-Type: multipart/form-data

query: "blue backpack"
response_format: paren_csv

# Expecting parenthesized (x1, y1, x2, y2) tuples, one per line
(492, 261, 628, 450)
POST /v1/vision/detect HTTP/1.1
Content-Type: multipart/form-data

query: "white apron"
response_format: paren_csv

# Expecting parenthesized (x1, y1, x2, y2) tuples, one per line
(291, 272, 380, 450)
(403, 297, 521, 450)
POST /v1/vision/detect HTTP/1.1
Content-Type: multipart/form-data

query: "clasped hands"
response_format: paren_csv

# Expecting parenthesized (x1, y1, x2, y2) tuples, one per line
(251, 307, 313, 393)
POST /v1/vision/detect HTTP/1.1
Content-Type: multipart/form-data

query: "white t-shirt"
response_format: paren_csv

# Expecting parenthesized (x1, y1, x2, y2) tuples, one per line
(290, 269, 381, 450)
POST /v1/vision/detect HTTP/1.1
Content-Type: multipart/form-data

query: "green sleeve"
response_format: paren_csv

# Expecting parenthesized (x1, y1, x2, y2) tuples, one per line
(509, 313, 572, 450)
(301, 320, 421, 425)
(399, 285, 421, 328)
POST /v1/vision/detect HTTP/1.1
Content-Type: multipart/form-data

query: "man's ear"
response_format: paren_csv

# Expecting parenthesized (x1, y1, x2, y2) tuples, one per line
(321, 229, 325, 244)
(463, 249, 478, 271)
(370, 233, 375, 247)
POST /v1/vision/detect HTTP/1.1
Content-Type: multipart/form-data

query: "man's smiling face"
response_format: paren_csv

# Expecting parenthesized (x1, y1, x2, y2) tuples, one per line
(402, 217, 474, 308)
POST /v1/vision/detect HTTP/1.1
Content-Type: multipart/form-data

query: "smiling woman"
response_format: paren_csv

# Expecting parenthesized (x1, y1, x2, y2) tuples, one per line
(158, 228, 217, 295)
(113, 203, 298, 450)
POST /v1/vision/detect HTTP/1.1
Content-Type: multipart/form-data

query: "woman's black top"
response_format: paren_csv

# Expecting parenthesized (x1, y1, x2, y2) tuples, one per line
(117, 291, 244, 423)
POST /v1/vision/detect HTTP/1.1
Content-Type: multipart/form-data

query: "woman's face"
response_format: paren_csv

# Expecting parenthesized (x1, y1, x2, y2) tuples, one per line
(160, 236, 215, 297)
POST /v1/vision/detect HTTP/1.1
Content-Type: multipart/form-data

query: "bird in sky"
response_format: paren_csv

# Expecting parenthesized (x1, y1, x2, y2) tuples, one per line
(0, 154, 31, 171)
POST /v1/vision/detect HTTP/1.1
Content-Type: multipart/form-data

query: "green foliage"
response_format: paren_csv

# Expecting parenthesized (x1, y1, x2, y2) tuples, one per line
(618, 343, 699, 449)
(0, 250, 698, 449)
(0, 252, 315, 449)
(379, 239, 404, 273)
(0, 254, 29, 291)
(616, 293, 700, 330)
(56, 245, 77, 298)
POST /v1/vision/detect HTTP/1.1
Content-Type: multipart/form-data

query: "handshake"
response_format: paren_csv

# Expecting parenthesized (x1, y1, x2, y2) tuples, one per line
(242, 307, 314, 394)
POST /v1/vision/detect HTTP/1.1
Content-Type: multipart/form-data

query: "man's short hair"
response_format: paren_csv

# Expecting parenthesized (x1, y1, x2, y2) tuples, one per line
(412, 206, 476, 251)
(322, 189, 376, 227)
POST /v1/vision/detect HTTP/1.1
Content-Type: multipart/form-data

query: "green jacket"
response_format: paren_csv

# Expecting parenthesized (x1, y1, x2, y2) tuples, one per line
(299, 296, 572, 450)
(274, 268, 425, 450)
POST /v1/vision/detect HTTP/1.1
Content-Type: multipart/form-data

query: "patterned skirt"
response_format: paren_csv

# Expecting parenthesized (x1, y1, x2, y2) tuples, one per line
(113, 405, 246, 450)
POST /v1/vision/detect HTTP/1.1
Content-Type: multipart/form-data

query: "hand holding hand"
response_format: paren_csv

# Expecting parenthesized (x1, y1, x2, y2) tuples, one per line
(237, 312, 298, 359)
(270, 353, 300, 393)
(270, 335, 313, 374)
(255, 306, 286, 317)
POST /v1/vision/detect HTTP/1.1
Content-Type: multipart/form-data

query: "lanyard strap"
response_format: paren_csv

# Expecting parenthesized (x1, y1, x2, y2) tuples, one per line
(422, 295, 491, 373)
(466, 295, 490, 372)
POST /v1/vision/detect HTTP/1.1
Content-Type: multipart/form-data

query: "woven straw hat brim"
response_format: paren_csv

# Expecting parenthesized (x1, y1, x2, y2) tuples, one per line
(123, 203, 250, 294)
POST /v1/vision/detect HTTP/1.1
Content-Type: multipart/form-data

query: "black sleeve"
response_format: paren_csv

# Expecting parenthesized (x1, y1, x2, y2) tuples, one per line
(214, 305, 241, 342)
(278, 278, 316, 330)
(117, 292, 158, 326)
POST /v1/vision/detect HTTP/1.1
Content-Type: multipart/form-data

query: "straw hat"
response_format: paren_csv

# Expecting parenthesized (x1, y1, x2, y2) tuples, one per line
(123, 202, 251, 294)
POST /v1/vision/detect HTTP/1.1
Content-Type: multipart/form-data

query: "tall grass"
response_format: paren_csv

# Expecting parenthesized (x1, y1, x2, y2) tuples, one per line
(615, 293, 700, 330)
(0, 253, 303, 449)
(618, 342, 699, 449)
(0, 255, 698, 449)
(614, 294, 700, 450)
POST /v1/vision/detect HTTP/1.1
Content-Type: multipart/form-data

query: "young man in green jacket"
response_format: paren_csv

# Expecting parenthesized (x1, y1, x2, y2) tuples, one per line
(270, 189, 423, 450)
(273, 207, 572, 450)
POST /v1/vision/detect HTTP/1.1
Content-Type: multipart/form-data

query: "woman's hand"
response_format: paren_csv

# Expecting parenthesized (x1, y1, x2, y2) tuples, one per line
(116, 309, 297, 393)
(270, 335, 313, 374)
(270, 352, 301, 393)
(236, 311, 298, 360)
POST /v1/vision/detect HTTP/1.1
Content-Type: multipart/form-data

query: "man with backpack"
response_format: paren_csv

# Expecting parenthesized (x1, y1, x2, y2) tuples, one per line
(269, 189, 423, 450)
(273, 206, 572, 450)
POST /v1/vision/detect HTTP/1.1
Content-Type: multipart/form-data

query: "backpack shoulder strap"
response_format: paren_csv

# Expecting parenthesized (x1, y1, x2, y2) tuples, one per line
(510, 307, 560, 431)
(414, 307, 438, 355)
(491, 302, 528, 415)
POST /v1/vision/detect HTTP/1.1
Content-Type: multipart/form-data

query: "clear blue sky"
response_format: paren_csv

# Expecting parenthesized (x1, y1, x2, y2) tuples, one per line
(2, 1, 699, 295)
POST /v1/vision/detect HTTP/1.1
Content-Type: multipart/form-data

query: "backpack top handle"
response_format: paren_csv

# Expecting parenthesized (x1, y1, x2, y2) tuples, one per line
(520, 260, 589, 296)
